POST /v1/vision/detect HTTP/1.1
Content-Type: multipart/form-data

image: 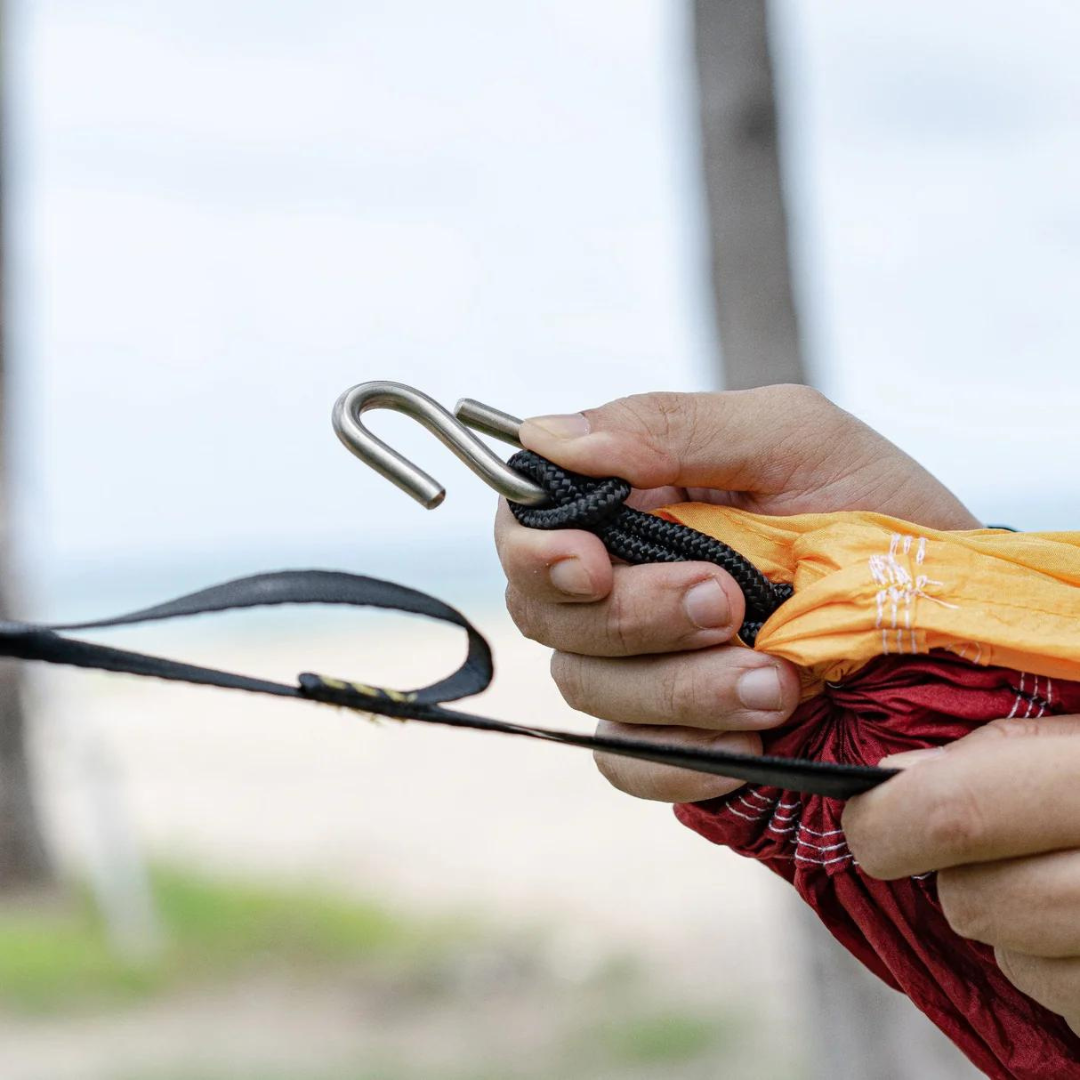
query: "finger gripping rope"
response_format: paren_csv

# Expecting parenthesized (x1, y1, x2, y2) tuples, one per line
(505, 449, 793, 646)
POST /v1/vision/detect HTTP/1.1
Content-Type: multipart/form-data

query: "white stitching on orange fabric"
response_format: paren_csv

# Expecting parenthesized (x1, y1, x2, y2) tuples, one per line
(871, 533, 957, 657)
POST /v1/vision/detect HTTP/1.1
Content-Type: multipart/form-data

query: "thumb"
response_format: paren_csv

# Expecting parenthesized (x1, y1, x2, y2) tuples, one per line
(519, 385, 859, 492)
(878, 713, 1080, 770)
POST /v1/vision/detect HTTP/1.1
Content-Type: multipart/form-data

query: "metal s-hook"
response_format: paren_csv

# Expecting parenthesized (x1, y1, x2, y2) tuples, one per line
(332, 381, 549, 509)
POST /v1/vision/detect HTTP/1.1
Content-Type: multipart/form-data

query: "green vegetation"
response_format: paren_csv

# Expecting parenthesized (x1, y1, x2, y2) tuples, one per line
(151, 864, 439, 968)
(0, 866, 795, 1079)
(589, 1008, 729, 1066)
(0, 898, 155, 1010)
(0, 865, 460, 1013)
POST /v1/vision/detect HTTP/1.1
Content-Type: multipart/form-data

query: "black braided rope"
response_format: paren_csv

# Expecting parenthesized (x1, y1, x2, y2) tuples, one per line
(506, 450, 793, 646)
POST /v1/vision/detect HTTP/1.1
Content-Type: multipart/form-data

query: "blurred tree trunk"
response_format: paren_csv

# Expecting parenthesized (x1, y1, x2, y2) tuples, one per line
(0, 0, 54, 890)
(692, 0, 805, 388)
(691, 3, 977, 1077)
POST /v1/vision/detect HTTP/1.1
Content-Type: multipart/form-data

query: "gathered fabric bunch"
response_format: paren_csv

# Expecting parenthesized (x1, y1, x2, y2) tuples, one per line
(658, 506, 1080, 1080)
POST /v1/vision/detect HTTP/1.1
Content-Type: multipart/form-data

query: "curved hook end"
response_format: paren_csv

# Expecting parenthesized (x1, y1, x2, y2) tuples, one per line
(332, 380, 548, 508)
(332, 385, 446, 509)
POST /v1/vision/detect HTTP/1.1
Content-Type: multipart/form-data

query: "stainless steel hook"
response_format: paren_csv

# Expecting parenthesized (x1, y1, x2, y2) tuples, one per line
(332, 381, 549, 509)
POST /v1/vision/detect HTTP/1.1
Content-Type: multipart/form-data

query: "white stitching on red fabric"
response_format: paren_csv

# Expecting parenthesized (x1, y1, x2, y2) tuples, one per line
(720, 795, 856, 864)
(1007, 673, 1026, 719)
(795, 838, 847, 853)
(1006, 672, 1053, 720)
(794, 851, 854, 866)
(742, 789, 797, 810)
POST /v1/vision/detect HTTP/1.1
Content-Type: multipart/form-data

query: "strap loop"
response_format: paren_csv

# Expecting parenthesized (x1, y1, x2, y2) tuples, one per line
(0, 571, 492, 706)
(0, 568, 892, 799)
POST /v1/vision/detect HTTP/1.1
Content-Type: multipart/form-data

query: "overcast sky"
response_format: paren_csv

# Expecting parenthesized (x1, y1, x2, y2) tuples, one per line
(7, 0, 1080, 611)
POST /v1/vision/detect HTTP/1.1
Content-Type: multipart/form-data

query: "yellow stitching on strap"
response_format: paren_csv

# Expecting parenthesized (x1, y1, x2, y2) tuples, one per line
(308, 674, 415, 713)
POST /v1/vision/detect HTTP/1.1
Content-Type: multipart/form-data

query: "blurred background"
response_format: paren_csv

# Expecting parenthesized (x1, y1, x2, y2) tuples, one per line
(0, 1, 1077, 1077)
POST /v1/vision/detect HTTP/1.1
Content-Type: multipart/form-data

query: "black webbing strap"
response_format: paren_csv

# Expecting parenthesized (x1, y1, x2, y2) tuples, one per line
(0, 569, 893, 799)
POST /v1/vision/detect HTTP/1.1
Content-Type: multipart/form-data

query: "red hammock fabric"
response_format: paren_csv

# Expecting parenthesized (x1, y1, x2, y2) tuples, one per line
(676, 652, 1080, 1079)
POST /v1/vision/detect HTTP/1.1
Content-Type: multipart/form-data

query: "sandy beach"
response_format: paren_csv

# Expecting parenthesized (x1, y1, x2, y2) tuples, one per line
(15, 602, 812, 1073)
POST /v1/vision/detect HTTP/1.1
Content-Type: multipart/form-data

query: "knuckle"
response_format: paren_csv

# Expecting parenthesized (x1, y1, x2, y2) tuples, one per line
(550, 651, 586, 712)
(921, 775, 988, 863)
(663, 661, 712, 724)
(789, 383, 830, 409)
(505, 586, 539, 641)
(597, 392, 690, 469)
(758, 383, 831, 416)
(660, 652, 749, 727)
(706, 653, 759, 723)
(495, 517, 528, 570)
(592, 721, 636, 794)
(937, 871, 993, 943)
(606, 576, 691, 654)
(592, 747, 624, 790)
(603, 584, 637, 654)
(742, 386, 833, 486)
(981, 716, 1044, 740)
(994, 947, 1036, 998)
(657, 663, 693, 723)
(611, 391, 685, 435)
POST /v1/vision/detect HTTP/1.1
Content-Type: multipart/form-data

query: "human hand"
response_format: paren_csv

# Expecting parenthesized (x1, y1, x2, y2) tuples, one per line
(495, 385, 981, 803)
(844, 717, 1080, 1033)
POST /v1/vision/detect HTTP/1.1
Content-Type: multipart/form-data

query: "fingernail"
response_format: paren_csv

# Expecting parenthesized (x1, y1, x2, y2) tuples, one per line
(879, 746, 947, 770)
(549, 557, 595, 597)
(684, 579, 730, 630)
(737, 666, 783, 711)
(527, 413, 591, 440)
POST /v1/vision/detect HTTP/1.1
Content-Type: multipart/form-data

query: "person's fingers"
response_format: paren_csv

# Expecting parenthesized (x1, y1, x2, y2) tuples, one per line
(520, 386, 841, 491)
(550, 646, 799, 732)
(519, 386, 980, 529)
(505, 561, 746, 656)
(945, 712, 1080, 745)
(592, 720, 761, 803)
(878, 714, 1080, 770)
(494, 499, 613, 603)
(937, 850, 1080, 958)
(844, 723, 1080, 879)
(993, 948, 1080, 1032)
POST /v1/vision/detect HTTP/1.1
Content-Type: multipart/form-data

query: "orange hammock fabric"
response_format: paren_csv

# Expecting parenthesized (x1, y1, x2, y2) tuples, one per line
(657, 505, 1080, 696)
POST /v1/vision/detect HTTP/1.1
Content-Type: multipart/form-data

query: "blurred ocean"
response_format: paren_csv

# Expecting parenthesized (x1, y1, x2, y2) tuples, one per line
(5, 0, 1079, 623)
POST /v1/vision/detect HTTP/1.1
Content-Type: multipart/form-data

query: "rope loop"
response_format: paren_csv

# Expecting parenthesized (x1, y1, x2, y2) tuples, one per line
(505, 450, 793, 647)
(505, 451, 632, 530)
